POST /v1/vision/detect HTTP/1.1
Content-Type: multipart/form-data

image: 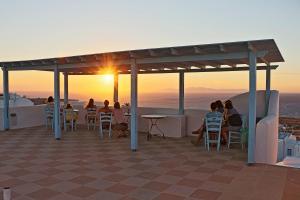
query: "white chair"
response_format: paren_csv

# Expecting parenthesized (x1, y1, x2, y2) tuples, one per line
(45, 106, 54, 129)
(228, 115, 247, 149)
(99, 112, 112, 139)
(63, 109, 78, 131)
(86, 108, 97, 130)
(205, 113, 223, 151)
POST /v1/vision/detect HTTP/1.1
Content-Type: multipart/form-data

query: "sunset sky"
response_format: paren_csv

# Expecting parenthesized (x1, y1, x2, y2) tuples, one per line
(0, 0, 299, 102)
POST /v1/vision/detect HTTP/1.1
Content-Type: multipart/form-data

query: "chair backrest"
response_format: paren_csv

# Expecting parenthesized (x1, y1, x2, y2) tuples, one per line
(87, 108, 97, 118)
(205, 112, 223, 133)
(99, 112, 112, 123)
(45, 105, 54, 117)
(241, 115, 247, 128)
(64, 109, 75, 121)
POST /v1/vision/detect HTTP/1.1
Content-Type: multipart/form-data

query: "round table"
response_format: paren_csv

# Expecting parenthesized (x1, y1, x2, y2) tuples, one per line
(141, 115, 167, 140)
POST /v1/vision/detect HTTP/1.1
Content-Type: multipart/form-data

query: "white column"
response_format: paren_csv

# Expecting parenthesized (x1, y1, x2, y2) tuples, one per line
(2, 68, 9, 130)
(130, 59, 138, 151)
(265, 67, 271, 115)
(248, 51, 257, 164)
(113, 73, 119, 103)
(64, 73, 69, 105)
(54, 66, 61, 139)
(179, 71, 184, 115)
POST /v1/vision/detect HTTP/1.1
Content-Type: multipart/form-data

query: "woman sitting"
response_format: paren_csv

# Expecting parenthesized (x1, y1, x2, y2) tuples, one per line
(85, 98, 97, 110)
(113, 102, 128, 137)
(64, 103, 78, 130)
(85, 98, 97, 125)
(223, 100, 242, 132)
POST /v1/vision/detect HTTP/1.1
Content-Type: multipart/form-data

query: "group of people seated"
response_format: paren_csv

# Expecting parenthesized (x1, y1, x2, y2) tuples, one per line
(85, 98, 129, 137)
(45, 96, 128, 137)
(191, 100, 242, 146)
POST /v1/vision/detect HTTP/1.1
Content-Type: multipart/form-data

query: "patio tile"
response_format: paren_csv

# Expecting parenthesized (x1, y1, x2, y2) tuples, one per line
(190, 188, 222, 200)
(142, 181, 171, 192)
(153, 193, 186, 200)
(103, 174, 129, 182)
(89, 190, 123, 200)
(86, 179, 115, 190)
(128, 188, 159, 200)
(136, 172, 160, 180)
(207, 175, 234, 184)
(69, 175, 97, 184)
(67, 186, 99, 198)
(49, 181, 81, 192)
(0, 127, 295, 200)
(164, 184, 197, 197)
(34, 176, 62, 186)
(166, 169, 190, 177)
(27, 188, 60, 200)
(13, 182, 42, 195)
(105, 183, 137, 194)
(176, 178, 203, 188)
(0, 178, 26, 187)
(121, 176, 150, 186)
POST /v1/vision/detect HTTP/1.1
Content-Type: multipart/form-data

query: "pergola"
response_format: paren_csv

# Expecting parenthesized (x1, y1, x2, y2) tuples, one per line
(1, 39, 284, 164)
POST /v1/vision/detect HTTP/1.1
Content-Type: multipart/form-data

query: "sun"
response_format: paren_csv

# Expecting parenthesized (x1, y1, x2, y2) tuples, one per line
(103, 74, 114, 84)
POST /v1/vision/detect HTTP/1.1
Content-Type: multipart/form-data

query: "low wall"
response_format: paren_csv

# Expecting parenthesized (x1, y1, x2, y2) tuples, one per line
(0, 105, 46, 130)
(255, 91, 279, 164)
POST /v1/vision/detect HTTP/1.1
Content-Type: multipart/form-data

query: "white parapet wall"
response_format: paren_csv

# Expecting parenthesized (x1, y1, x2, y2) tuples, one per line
(255, 91, 279, 164)
(0, 104, 47, 130)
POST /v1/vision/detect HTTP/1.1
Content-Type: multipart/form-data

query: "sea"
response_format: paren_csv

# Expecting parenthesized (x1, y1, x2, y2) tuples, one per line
(22, 91, 300, 118)
(133, 93, 300, 118)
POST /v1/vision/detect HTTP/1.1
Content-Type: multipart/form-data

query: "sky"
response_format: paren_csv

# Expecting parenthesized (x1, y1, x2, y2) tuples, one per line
(0, 0, 299, 102)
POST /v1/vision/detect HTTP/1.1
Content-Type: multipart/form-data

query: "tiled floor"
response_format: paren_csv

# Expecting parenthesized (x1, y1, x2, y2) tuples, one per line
(0, 126, 299, 200)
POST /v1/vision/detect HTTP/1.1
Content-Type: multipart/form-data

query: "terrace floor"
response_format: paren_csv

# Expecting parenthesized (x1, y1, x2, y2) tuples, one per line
(0, 127, 299, 200)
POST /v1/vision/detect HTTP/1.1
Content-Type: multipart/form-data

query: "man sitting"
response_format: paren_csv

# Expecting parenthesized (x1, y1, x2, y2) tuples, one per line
(98, 100, 112, 113)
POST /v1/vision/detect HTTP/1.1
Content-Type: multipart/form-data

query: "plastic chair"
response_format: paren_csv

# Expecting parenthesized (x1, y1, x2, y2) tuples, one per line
(228, 115, 247, 149)
(63, 109, 78, 131)
(86, 108, 97, 130)
(99, 112, 112, 139)
(205, 113, 223, 151)
(45, 105, 54, 129)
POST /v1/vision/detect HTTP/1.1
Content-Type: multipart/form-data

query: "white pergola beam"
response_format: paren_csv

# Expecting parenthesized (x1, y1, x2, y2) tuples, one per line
(4, 50, 268, 71)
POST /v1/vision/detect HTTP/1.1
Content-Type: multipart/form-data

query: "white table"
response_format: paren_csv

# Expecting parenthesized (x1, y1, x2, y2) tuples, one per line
(141, 115, 167, 140)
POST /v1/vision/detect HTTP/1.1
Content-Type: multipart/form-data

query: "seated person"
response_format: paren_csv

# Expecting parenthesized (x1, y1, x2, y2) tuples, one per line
(191, 102, 226, 145)
(112, 102, 128, 137)
(46, 96, 54, 105)
(223, 100, 242, 132)
(85, 98, 97, 123)
(64, 103, 78, 123)
(98, 100, 112, 113)
(215, 100, 224, 113)
(98, 100, 112, 129)
(85, 98, 97, 110)
(45, 96, 54, 111)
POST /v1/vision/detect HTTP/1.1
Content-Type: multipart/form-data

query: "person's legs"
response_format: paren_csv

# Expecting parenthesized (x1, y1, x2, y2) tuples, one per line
(191, 124, 205, 145)
(221, 127, 228, 144)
